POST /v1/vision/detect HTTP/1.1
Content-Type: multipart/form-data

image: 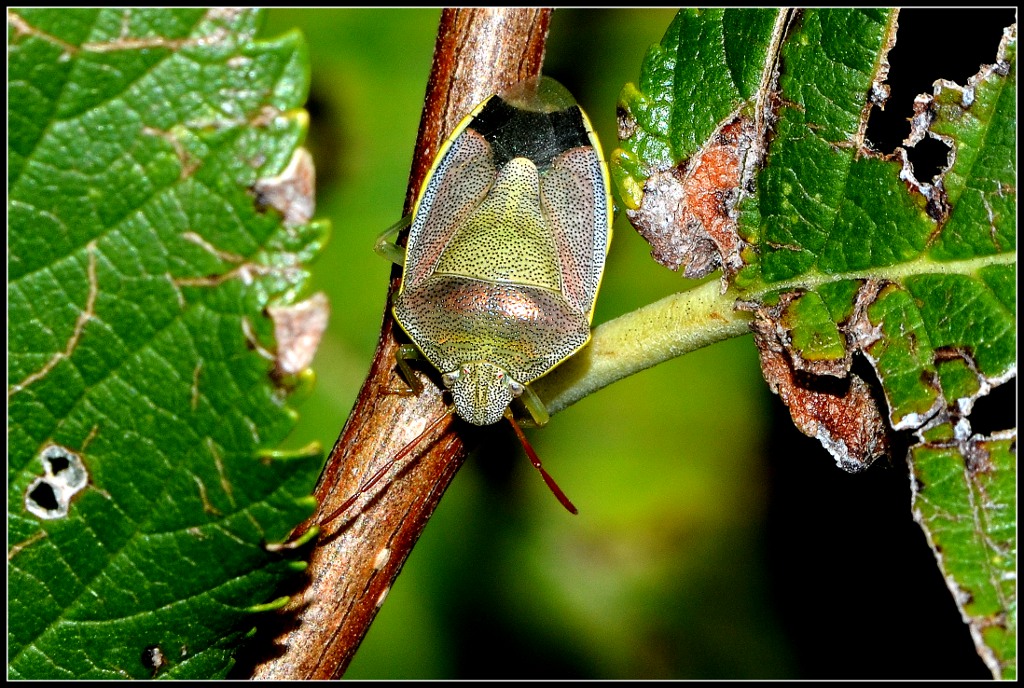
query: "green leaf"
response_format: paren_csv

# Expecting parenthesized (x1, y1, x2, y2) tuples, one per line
(8, 8, 324, 679)
(613, 9, 1016, 678)
(911, 430, 1017, 680)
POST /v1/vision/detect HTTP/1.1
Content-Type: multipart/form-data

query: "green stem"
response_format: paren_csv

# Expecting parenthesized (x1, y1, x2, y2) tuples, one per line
(532, 279, 753, 416)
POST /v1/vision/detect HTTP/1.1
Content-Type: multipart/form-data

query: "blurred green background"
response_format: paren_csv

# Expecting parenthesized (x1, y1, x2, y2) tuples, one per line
(255, 9, 1006, 679)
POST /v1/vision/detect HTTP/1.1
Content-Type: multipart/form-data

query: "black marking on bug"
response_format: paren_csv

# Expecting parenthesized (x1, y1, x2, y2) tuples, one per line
(469, 95, 591, 170)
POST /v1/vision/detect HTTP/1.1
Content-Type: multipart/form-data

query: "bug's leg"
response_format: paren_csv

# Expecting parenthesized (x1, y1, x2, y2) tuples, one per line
(518, 384, 550, 428)
(390, 343, 424, 397)
(504, 408, 576, 514)
(373, 214, 412, 266)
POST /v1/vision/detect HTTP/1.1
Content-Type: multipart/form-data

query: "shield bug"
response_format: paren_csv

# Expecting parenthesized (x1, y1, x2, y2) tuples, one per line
(326, 77, 611, 523)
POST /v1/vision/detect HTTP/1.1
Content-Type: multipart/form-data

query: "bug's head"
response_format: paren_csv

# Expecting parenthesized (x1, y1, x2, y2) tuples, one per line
(442, 361, 524, 426)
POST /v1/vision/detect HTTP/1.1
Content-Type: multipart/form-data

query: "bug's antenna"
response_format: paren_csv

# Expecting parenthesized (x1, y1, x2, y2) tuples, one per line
(320, 407, 456, 528)
(504, 408, 578, 515)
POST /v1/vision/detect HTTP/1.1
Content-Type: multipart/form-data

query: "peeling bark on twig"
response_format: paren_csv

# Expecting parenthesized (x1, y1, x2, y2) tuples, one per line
(249, 8, 551, 680)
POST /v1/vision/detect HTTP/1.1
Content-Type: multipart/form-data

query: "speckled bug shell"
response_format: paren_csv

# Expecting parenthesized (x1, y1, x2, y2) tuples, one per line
(393, 77, 612, 426)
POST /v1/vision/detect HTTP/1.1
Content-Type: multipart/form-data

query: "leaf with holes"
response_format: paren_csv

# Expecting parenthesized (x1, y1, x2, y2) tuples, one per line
(8, 8, 325, 679)
(612, 9, 1015, 678)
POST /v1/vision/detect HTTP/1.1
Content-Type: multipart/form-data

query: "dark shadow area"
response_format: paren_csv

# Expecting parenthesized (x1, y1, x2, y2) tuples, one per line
(762, 389, 993, 679)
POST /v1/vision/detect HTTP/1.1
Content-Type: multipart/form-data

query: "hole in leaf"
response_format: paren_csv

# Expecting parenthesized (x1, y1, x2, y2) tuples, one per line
(47, 454, 71, 474)
(28, 481, 59, 511)
(906, 136, 951, 184)
(864, 103, 902, 154)
(40, 444, 89, 491)
(968, 379, 1016, 437)
(864, 8, 1015, 154)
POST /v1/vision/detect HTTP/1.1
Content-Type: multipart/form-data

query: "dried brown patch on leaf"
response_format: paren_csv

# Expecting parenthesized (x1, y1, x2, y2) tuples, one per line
(253, 147, 317, 227)
(267, 292, 330, 378)
(744, 295, 890, 472)
(628, 115, 755, 284)
(845, 279, 886, 351)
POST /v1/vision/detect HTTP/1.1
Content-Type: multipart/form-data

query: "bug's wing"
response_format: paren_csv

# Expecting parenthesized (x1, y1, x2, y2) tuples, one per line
(539, 145, 612, 318)
(403, 128, 497, 290)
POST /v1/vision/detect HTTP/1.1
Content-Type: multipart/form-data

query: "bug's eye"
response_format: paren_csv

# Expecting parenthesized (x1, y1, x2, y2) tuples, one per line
(507, 380, 525, 397)
(442, 371, 459, 387)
